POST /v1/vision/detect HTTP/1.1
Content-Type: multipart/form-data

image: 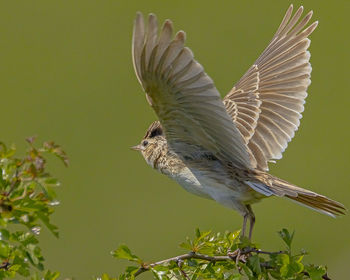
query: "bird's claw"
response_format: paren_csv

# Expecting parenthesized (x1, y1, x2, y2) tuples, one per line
(228, 247, 251, 266)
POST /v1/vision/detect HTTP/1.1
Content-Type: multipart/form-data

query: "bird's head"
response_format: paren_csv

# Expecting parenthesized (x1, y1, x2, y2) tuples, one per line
(131, 121, 166, 166)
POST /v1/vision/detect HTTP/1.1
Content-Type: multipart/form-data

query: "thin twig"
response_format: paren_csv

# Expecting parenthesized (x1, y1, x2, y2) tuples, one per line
(176, 259, 190, 280)
(6, 168, 19, 197)
(245, 248, 285, 255)
(11, 185, 28, 202)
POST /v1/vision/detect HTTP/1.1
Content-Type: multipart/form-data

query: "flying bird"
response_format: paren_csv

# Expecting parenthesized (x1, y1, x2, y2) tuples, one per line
(131, 5, 346, 239)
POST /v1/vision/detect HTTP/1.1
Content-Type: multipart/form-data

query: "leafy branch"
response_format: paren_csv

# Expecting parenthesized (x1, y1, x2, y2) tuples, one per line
(132, 248, 285, 277)
(113, 229, 330, 280)
(0, 138, 67, 279)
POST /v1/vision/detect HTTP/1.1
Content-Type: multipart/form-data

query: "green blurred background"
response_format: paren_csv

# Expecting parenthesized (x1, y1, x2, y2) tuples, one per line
(0, 0, 349, 279)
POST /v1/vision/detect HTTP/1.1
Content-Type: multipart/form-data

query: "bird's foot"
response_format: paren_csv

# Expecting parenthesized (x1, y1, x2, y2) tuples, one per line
(227, 247, 252, 265)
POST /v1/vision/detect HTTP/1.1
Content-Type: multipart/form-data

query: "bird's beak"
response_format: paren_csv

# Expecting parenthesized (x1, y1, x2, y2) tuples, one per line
(130, 144, 142, 151)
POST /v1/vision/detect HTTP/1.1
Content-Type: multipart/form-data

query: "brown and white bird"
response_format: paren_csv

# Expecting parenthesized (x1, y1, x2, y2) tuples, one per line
(131, 5, 346, 239)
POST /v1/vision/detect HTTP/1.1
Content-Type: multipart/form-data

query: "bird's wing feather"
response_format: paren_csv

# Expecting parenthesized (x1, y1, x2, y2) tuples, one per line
(223, 65, 261, 142)
(223, 5, 317, 171)
(133, 13, 256, 168)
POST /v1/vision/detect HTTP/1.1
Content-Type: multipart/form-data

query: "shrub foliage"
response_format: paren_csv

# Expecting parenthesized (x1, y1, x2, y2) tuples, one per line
(0, 138, 67, 279)
(113, 229, 329, 280)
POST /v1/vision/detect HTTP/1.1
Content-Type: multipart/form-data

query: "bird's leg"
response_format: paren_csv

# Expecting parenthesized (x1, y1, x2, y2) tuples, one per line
(230, 206, 255, 265)
(241, 212, 249, 238)
(229, 208, 252, 264)
(247, 205, 255, 240)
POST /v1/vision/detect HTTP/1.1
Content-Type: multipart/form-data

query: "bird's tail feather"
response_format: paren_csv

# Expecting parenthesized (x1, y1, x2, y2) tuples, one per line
(270, 176, 346, 217)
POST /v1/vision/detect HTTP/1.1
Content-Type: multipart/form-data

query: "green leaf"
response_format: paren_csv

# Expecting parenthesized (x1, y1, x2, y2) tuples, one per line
(0, 229, 10, 240)
(238, 236, 252, 249)
(187, 259, 198, 267)
(289, 260, 304, 274)
(278, 228, 294, 249)
(179, 242, 193, 251)
(195, 228, 201, 239)
(230, 274, 242, 280)
(43, 270, 60, 280)
(277, 254, 290, 273)
(0, 169, 6, 188)
(196, 230, 211, 242)
(112, 245, 141, 263)
(305, 265, 327, 280)
(100, 273, 117, 280)
(151, 266, 169, 280)
(278, 253, 304, 277)
(227, 230, 240, 243)
(247, 254, 261, 275)
(124, 265, 139, 278)
(43, 177, 60, 186)
(37, 212, 59, 238)
(0, 241, 10, 258)
(241, 264, 255, 280)
(203, 262, 216, 275)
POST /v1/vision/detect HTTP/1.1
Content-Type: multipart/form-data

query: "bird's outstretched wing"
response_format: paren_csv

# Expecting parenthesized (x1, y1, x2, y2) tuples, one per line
(223, 5, 318, 171)
(133, 12, 256, 168)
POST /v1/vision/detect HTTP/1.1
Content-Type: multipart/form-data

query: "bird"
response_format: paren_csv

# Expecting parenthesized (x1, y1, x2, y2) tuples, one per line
(130, 5, 346, 239)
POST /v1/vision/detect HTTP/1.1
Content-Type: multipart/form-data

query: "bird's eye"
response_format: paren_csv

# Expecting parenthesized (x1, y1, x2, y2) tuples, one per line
(142, 140, 149, 147)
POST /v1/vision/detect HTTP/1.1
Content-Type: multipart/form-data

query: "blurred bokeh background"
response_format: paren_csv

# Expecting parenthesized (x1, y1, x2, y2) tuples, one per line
(0, 0, 349, 279)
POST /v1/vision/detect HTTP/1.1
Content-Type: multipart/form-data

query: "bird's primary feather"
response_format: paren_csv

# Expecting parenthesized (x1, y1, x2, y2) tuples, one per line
(224, 5, 318, 171)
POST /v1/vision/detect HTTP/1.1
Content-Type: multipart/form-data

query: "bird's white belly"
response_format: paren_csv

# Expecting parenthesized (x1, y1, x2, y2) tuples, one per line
(169, 166, 250, 209)
(171, 168, 212, 199)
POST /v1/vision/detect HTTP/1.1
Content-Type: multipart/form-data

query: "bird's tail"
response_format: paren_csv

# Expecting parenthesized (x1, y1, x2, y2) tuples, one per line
(269, 176, 346, 217)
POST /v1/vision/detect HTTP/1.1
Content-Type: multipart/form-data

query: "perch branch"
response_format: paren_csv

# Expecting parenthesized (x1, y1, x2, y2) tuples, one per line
(134, 248, 282, 277)
(133, 249, 331, 279)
